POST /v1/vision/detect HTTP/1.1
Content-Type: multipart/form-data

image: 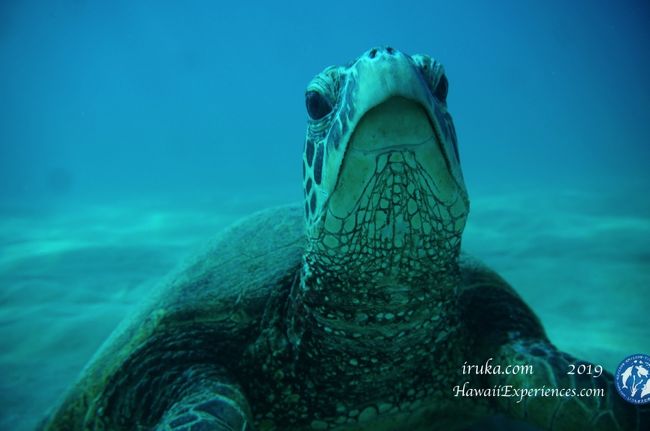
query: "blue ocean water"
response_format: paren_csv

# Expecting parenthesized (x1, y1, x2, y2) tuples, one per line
(1, 1, 649, 430)
(2, 0, 649, 205)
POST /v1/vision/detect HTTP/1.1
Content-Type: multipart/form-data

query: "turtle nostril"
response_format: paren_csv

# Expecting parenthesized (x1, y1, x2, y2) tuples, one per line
(386, 46, 395, 54)
(369, 48, 378, 59)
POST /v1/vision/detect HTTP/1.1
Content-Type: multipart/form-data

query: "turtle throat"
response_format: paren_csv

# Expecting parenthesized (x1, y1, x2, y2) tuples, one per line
(288, 162, 463, 363)
(293, 97, 467, 341)
(300, 150, 463, 324)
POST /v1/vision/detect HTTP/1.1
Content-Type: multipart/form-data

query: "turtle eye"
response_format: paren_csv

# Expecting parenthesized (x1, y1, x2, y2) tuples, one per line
(306, 90, 333, 120)
(434, 74, 448, 103)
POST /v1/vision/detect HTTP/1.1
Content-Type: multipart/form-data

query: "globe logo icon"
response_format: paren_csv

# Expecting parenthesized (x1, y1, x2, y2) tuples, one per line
(615, 354, 650, 405)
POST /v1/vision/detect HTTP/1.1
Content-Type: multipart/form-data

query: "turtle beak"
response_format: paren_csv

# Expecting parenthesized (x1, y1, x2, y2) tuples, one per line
(327, 96, 461, 221)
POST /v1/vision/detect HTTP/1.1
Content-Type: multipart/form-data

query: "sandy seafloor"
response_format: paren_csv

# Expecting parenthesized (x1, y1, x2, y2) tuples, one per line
(0, 186, 648, 431)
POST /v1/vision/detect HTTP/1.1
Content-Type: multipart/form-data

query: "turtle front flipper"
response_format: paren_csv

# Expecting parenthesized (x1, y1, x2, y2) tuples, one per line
(458, 256, 649, 431)
(154, 377, 253, 431)
(489, 340, 648, 431)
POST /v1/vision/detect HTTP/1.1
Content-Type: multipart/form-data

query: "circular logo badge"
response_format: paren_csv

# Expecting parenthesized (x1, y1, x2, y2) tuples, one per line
(615, 353, 650, 405)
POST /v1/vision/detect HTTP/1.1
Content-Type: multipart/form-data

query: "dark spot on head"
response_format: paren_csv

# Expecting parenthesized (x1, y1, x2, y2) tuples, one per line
(310, 192, 317, 214)
(329, 125, 341, 150)
(369, 48, 377, 58)
(305, 138, 315, 167)
(313, 144, 324, 185)
(306, 177, 312, 194)
(306, 90, 333, 120)
(386, 46, 395, 54)
(434, 74, 448, 102)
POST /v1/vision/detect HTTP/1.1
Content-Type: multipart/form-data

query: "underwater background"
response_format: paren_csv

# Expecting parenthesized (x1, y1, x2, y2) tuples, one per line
(1, 0, 648, 430)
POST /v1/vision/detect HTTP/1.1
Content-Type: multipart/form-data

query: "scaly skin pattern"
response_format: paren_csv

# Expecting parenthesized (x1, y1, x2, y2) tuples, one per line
(241, 46, 478, 430)
(459, 259, 649, 431)
(241, 47, 646, 430)
(38, 48, 648, 431)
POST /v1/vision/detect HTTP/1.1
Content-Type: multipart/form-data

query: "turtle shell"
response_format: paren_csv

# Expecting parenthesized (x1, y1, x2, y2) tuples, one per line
(40, 205, 305, 430)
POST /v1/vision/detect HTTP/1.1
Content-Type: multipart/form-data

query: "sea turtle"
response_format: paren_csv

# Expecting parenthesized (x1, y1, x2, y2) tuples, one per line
(39, 47, 648, 431)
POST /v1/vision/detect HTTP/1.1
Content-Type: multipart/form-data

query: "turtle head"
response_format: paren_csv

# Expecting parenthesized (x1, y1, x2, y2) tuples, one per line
(302, 47, 469, 281)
